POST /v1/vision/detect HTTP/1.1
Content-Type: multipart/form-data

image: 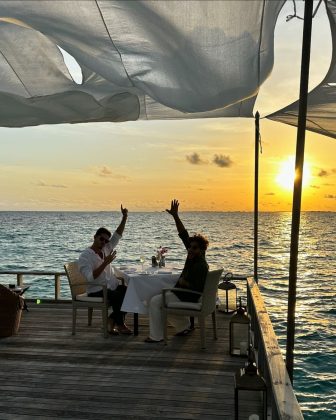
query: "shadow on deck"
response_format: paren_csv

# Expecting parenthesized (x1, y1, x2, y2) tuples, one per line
(0, 304, 245, 419)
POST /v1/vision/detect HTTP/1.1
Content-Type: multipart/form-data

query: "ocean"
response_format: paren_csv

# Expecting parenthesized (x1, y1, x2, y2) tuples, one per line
(0, 211, 335, 419)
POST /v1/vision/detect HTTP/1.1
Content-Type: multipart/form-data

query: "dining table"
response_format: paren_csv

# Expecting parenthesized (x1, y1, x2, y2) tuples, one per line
(114, 265, 182, 335)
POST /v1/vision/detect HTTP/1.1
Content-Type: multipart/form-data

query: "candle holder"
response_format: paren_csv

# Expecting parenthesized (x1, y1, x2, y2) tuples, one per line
(229, 297, 249, 357)
(217, 272, 238, 314)
(234, 347, 267, 419)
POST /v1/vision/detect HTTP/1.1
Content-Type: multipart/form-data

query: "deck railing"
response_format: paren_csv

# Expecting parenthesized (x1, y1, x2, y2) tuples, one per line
(247, 278, 303, 420)
(0, 270, 67, 302)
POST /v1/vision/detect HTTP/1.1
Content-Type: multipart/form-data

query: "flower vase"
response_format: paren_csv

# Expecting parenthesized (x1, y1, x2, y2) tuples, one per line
(159, 256, 166, 268)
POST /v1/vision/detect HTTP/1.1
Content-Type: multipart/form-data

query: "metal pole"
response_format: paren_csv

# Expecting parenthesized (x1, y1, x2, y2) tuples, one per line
(254, 111, 260, 283)
(286, 0, 313, 383)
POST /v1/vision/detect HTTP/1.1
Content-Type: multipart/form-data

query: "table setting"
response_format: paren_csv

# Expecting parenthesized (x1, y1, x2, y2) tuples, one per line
(114, 265, 182, 315)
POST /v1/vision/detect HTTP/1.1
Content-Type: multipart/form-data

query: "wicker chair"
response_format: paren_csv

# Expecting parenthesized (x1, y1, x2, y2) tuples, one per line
(162, 269, 223, 349)
(64, 262, 109, 338)
(0, 284, 24, 337)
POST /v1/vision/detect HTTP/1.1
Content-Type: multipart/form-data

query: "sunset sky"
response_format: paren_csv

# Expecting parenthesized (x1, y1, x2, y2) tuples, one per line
(1, 1, 335, 212)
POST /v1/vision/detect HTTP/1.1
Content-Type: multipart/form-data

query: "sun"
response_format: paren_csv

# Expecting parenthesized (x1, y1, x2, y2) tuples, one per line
(276, 157, 311, 190)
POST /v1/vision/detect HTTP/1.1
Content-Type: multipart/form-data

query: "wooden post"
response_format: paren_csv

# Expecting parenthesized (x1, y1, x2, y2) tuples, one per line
(286, 0, 313, 383)
(17, 273, 23, 287)
(55, 274, 61, 301)
(254, 111, 260, 283)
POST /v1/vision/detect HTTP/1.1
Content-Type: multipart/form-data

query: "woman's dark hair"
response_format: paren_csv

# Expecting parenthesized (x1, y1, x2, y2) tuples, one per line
(95, 227, 111, 238)
(189, 234, 209, 251)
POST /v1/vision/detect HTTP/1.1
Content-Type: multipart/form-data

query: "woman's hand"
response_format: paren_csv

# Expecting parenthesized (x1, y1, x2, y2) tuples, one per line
(166, 199, 179, 217)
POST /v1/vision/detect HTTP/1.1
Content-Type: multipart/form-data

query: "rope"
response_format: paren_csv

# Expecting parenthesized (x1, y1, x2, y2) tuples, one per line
(286, 0, 323, 22)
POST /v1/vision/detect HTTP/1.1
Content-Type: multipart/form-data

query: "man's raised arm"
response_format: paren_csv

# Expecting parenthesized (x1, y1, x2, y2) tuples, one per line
(115, 204, 128, 236)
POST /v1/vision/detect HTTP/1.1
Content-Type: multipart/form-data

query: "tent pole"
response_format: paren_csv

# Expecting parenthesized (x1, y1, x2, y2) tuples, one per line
(254, 111, 260, 283)
(286, 0, 313, 384)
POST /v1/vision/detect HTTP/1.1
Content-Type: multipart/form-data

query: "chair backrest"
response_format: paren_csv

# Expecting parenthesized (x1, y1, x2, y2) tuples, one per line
(201, 269, 224, 315)
(64, 261, 87, 299)
(0, 284, 23, 307)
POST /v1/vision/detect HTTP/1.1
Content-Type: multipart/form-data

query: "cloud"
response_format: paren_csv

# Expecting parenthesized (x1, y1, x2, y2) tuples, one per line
(186, 153, 206, 165)
(35, 180, 68, 188)
(318, 169, 329, 177)
(99, 166, 114, 177)
(92, 165, 129, 180)
(325, 194, 336, 199)
(213, 154, 233, 168)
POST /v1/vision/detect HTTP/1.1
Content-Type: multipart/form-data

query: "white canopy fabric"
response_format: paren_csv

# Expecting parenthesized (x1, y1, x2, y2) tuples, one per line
(268, 0, 336, 140)
(0, 0, 284, 127)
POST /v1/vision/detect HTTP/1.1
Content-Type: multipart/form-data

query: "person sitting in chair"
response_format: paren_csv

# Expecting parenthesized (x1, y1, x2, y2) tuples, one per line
(78, 205, 132, 335)
(145, 199, 209, 343)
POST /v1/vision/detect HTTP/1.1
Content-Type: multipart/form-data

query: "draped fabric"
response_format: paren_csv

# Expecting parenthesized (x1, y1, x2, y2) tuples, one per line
(267, 0, 336, 140)
(0, 0, 284, 127)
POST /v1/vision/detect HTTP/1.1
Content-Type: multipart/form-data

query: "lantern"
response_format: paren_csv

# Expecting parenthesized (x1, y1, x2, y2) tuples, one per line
(229, 298, 249, 356)
(217, 272, 237, 313)
(234, 356, 267, 420)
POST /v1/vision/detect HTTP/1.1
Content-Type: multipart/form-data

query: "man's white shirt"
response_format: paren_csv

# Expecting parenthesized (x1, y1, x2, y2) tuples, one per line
(78, 231, 121, 294)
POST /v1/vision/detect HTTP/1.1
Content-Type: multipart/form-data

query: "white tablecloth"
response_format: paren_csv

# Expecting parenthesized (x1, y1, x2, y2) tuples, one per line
(114, 266, 181, 314)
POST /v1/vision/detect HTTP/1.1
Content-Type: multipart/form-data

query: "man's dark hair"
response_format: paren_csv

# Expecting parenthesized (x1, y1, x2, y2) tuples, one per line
(95, 227, 111, 238)
(190, 234, 209, 251)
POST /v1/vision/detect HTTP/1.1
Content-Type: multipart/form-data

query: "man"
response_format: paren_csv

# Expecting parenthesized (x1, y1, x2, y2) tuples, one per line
(78, 205, 132, 335)
(145, 199, 209, 343)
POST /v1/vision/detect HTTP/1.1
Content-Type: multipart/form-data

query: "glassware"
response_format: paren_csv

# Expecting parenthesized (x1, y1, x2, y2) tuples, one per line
(140, 255, 145, 271)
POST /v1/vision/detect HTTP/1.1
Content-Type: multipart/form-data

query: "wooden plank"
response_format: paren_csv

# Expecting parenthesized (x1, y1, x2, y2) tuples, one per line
(247, 278, 304, 420)
(0, 304, 246, 419)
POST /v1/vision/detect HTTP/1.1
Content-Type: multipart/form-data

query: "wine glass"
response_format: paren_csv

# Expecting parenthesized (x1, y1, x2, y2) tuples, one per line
(140, 255, 145, 272)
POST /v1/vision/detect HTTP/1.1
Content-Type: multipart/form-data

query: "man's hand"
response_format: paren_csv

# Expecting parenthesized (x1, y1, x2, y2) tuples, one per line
(121, 204, 128, 218)
(93, 250, 117, 279)
(104, 250, 117, 266)
(166, 199, 179, 217)
(116, 205, 128, 236)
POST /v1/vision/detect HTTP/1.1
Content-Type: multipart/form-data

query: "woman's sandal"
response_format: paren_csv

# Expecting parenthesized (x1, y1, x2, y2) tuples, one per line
(144, 337, 163, 343)
(175, 328, 193, 337)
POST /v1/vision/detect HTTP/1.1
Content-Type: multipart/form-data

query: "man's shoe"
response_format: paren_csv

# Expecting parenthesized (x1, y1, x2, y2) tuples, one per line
(108, 327, 120, 335)
(175, 328, 193, 337)
(117, 325, 133, 335)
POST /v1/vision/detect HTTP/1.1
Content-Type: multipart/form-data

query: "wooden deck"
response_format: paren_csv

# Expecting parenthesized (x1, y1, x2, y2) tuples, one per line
(0, 304, 245, 419)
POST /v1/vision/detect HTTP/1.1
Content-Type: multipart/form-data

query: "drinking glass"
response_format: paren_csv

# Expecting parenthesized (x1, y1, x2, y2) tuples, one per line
(140, 255, 145, 271)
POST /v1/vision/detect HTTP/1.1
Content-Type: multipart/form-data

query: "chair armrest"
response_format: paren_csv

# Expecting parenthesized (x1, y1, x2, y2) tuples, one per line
(71, 282, 101, 287)
(73, 283, 108, 304)
(162, 288, 203, 307)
